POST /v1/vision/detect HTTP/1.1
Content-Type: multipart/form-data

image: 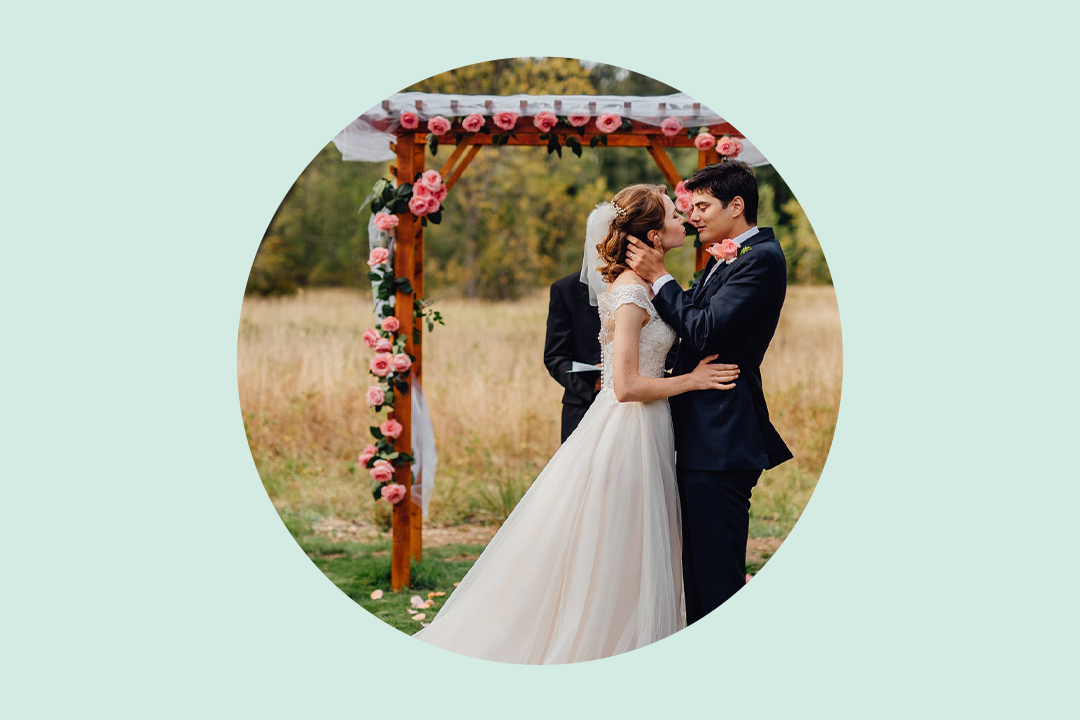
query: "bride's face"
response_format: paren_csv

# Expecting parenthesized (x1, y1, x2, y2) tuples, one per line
(649, 195, 687, 252)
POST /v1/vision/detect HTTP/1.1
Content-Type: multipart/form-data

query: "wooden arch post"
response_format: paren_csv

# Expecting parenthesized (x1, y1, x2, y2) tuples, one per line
(389, 132, 424, 592)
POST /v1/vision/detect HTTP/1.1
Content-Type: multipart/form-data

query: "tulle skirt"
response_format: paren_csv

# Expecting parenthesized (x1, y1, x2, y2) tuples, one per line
(413, 389, 683, 664)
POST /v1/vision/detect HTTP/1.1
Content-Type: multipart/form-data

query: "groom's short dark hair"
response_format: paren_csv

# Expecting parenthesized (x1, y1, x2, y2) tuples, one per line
(685, 161, 758, 224)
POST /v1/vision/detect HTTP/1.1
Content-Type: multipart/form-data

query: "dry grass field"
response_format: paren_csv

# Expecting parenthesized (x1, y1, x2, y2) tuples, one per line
(239, 285, 841, 542)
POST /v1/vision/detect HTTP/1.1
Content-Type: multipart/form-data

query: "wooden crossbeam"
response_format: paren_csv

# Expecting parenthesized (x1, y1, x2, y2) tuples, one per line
(646, 140, 683, 190)
(438, 141, 470, 179)
(444, 145, 481, 191)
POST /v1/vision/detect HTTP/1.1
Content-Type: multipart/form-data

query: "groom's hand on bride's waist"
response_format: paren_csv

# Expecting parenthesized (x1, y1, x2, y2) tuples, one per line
(625, 235, 666, 284)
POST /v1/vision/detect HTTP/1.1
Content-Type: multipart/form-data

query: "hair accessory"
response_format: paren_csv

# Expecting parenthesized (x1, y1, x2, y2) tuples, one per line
(610, 201, 627, 218)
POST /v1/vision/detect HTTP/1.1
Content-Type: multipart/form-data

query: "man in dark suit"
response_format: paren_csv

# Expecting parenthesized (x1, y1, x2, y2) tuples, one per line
(543, 272, 602, 443)
(626, 161, 792, 624)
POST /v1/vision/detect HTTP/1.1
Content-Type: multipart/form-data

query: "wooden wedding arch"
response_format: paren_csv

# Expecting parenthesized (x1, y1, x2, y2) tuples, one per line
(336, 93, 752, 590)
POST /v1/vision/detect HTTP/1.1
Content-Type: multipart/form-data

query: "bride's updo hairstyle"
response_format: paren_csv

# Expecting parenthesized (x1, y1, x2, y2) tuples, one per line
(597, 184, 669, 284)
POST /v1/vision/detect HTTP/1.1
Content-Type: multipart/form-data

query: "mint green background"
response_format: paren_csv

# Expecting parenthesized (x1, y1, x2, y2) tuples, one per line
(4, 2, 1075, 717)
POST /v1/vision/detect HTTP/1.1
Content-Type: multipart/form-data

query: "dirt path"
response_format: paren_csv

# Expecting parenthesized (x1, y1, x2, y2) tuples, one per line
(311, 518, 782, 566)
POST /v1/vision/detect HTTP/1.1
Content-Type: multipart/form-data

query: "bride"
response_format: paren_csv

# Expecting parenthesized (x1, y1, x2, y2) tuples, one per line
(414, 184, 740, 664)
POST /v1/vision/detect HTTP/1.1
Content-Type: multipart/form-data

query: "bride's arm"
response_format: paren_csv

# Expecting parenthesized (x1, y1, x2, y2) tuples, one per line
(611, 304, 738, 403)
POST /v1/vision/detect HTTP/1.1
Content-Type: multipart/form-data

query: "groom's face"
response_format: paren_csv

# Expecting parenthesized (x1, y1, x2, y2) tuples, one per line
(690, 190, 736, 244)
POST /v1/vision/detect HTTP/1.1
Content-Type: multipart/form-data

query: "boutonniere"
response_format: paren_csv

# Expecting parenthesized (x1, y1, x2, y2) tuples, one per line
(738, 245, 752, 257)
(705, 239, 741, 264)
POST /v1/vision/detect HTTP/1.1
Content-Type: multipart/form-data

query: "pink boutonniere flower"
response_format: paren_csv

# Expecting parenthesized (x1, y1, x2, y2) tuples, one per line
(705, 239, 740, 263)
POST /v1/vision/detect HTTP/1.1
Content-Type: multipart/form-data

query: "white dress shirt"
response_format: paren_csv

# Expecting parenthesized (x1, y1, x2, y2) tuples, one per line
(652, 226, 759, 294)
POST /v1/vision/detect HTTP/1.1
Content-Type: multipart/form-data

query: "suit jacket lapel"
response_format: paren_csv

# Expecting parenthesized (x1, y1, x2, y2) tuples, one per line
(692, 257, 719, 303)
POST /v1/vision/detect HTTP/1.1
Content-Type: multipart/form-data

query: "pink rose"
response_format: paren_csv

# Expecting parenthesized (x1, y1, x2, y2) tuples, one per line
(412, 182, 431, 199)
(567, 115, 590, 127)
(408, 195, 429, 217)
(362, 328, 379, 349)
(532, 111, 557, 132)
(367, 247, 390, 268)
(733, 140, 743, 155)
(375, 337, 392, 353)
(370, 353, 393, 377)
(461, 113, 484, 133)
(596, 113, 621, 133)
(717, 135, 739, 156)
(373, 211, 399, 230)
(427, 115, 451, 136)
(366, 386, 385, 407)
(713, 239, 739, 261)
(380, 419, 404, 439)
(424, 197, 441, 215)
(694, 132, 717, 152)
(661, 116, 682, 137)
(493, 111, 518, 131)
(421, 169, 443, 191)
(674, 180, 690, 197)
(431, 184, 448, 202)
(380, 316, 400, 333)
(391, 353, 412, 374)
(358, 444, 377, 467)
(381, 482, 406, 504)
(675, 194, 693, 214)
(400, 111, 419, 130)
(371, 460, 394, 484)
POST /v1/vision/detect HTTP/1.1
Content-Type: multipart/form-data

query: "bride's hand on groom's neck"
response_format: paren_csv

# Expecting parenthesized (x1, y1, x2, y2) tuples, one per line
(625, 235, 665, 283)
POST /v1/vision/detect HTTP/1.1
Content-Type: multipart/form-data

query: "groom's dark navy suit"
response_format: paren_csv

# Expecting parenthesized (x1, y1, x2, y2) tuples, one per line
(652, 226, 792, 623)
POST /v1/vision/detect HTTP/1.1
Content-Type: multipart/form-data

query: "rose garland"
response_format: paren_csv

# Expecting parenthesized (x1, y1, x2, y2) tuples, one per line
(396, 110, 636, 157)
(361, 175, 446, 504)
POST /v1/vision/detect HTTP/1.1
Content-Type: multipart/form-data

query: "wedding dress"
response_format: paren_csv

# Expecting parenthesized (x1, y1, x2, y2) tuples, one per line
(414, 283, 683, 664)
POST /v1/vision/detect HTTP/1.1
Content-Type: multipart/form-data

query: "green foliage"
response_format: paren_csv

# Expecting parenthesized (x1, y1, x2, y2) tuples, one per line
(426, 148, 609, 299)
(250, 143, 386, 295)
(777, 198, 831, 285)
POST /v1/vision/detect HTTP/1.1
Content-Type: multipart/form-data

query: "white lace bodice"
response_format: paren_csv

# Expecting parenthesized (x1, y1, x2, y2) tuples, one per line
(596, 284, 676, 394)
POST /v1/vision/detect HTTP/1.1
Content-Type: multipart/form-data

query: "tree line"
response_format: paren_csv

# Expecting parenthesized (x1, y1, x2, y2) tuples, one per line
(248, 59, 830, 299)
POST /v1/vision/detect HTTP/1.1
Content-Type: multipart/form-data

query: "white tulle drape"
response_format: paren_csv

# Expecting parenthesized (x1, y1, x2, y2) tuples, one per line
(333, 92, 770, 167)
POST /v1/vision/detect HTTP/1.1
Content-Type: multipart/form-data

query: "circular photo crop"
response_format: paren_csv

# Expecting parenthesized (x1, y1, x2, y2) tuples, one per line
(238, 57, 841, 664)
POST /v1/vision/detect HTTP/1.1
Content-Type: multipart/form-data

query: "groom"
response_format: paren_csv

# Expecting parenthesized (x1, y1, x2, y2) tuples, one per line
(627, 161, 792, 624)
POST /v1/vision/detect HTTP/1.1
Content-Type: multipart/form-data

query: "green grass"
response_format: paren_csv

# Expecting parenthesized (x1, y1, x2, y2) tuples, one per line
(283, 506, 782, 634)
(282, 510, 484, 635)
